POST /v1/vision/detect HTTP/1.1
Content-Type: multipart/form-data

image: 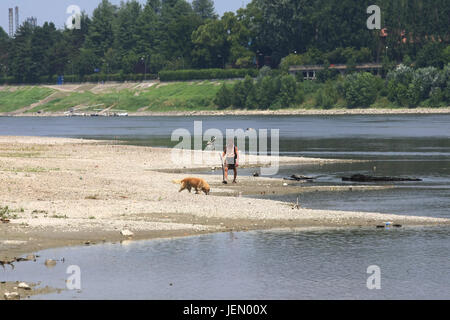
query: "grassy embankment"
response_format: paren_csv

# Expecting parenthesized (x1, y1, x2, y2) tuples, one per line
(0, 80, 448, 114)
(0, 81, 227, 114)
(0, 87, 54, 113)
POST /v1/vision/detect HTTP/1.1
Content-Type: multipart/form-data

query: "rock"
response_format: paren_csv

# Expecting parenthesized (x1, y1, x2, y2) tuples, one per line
(45, 259, 57, 267)
(26, 255, 36, 261)
(4, 292, 20, 300)
(120, 229, 134, 237)
(18, 282, 31, 290)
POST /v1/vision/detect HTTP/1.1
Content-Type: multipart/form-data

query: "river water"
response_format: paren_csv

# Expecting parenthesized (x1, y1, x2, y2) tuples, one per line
(0, 114, 449, 299)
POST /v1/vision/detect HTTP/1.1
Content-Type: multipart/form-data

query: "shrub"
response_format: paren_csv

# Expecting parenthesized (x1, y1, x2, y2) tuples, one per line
(443, 64, 450, 103)
(213, 83, 233, 109)
(428, 87, 444, 107)
(387, 64, 414, 85)
(218, 73, 303, 110)
(443, 46, 450, 65)
(258, 76, 281, 109)
(387, 65, 447, 107)
(314, 82, 339, 109)
(158, 69, 257, 81)
(316, 65, 340, 83)
(416, 43, 446, 68)
(277, 75, 299, 107)
(245, 85, 260, 109)
(280, 54, 304, 72)
(343, 72, 378, 108)
(411, 67, 444, 101)
(231, 81, 246, 108)
(257, 66, 273, 79)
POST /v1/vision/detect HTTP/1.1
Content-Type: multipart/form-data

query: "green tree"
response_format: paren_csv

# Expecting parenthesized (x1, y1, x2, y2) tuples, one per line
(61, 13, 91, 76)
(442, 64, 450, 104)
(214, 83, 233, 108)
(277, 75, 298, 107)
(191, 12, 253, 69)
(0, 27, 10, 77)
(245, 84, 260, 109)
(314, 82, 339, 109)
(0, 27, 8, 42)
(343, 72, 378, 108)
(443, 46, 450, 65)
(191, 18, 228, 68)
(85, 0, 117, 57)
(258, 75, 281, 109)
(158, 0, 202, 69)
(416, 43, 446, 69)
(113, 0, 142, 54)
(192, 0, 217, 20)
(8, 22, 62, 82)
(73, 48, 101, 76)
(135, 1, 161, 54)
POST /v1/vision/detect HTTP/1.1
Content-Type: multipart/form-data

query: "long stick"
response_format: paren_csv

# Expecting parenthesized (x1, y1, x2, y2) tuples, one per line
(219, 153, 225, 182)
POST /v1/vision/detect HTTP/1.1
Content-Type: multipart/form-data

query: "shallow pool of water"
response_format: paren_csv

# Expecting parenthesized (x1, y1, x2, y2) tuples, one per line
(1, 227, 449, 300)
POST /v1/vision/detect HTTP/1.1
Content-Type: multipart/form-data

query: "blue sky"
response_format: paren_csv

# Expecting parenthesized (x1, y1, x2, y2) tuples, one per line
(1, 0, 249, 34)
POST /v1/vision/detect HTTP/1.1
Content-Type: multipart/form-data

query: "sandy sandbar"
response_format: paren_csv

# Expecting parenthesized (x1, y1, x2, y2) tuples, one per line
(0, 136, 449, 298)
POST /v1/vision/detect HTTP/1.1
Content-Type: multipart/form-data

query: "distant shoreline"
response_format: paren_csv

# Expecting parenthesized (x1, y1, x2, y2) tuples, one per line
(1, 83, 449, 117)
(4, 107, 450, 117)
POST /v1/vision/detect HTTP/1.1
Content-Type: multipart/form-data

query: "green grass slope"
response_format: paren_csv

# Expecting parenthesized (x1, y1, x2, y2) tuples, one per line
(0, 87, 55, 113)
(26, 81, 225, 113)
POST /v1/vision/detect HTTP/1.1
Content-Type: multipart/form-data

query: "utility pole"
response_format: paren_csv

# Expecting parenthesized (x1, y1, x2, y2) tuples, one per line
(178, 55, 185, 70)
(68, 60, 74, 82)
(141, 55, 148, 81)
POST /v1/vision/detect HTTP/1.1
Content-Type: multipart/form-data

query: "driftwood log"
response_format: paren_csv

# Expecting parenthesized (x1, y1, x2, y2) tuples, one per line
(342, 174, 422, 182)
(284, 174, 316, 181)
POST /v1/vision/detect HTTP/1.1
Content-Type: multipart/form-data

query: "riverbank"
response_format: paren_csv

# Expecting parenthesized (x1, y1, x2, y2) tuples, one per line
(1, 136, 450, 299)
(9, 107, 450, 117)
(1, 83, 449, 116)
(1, 135, 449, 262)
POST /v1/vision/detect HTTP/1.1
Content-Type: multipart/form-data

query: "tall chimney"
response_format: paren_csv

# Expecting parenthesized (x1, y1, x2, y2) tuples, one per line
(15, 6, 19, 33)
(8, 8, 14, 37)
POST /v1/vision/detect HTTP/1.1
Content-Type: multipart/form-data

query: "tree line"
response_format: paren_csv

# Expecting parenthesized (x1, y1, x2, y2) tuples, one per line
(0, 0, 448, 83)
(215, 63, 450, 110)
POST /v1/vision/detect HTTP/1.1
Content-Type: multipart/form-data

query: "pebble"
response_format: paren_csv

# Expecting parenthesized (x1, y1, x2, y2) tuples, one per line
(45, 259, 57, 267)
(4, 292, 20, 300)
(120, 229, 134, 237)
(18, 282, 31, 290)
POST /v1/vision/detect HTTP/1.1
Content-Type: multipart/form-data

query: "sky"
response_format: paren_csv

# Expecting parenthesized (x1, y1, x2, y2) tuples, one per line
(0, 0, 249, 34)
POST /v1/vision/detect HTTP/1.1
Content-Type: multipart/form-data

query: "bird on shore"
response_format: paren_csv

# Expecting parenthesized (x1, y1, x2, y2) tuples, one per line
(206, 136, 216, 150)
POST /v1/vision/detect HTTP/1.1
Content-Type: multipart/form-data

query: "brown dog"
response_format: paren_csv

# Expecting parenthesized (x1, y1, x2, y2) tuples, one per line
(173, 177, 210, 195)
